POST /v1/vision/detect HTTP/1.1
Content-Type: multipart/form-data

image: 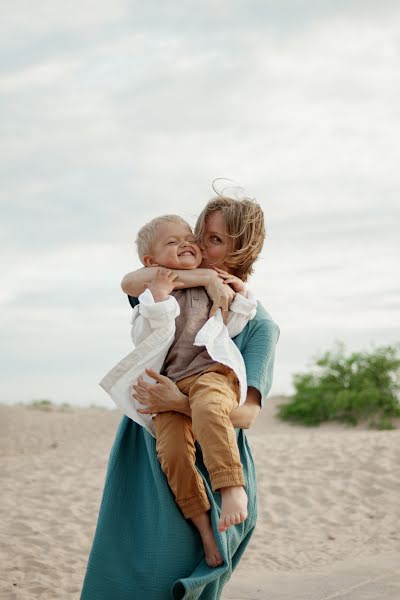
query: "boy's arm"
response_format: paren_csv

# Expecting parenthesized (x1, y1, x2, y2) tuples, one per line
(130, 270, 180, 346)
(122, 267, 235, 318)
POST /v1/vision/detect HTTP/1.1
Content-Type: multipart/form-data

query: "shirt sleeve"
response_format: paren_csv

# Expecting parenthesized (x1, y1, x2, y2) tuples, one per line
(241, 316, 280, 406)
(225, 290, 257, 338)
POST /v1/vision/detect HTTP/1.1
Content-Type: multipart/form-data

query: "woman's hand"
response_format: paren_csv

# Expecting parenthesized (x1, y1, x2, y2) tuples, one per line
(213, 267, 247, 296)
(133, 368, 190, 416)
(205, 270, 236, 319)
(133, 370, 262, 428)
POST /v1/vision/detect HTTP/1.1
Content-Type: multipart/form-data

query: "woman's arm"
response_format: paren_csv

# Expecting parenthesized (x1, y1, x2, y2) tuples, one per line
(122, 267, 235, 317)
(229, 387, 261, 429)
(122, 267, 217, 296)
(133, 369, 261, 429)
(240, 314, 280, 404)
(133, 310, 278, 428)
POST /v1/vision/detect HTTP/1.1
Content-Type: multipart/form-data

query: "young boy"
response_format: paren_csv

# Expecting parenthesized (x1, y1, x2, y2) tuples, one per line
(100, 215, 256, 567)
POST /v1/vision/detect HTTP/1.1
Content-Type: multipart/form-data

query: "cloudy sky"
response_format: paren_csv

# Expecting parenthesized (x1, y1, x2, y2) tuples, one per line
(1, 1, 399, 408)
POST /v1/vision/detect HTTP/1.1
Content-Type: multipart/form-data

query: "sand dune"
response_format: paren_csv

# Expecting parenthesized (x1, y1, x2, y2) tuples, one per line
(1, 399, 399, 599)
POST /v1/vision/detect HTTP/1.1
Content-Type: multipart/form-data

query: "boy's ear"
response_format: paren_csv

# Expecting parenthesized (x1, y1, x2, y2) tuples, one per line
(143, 255, 159, 267)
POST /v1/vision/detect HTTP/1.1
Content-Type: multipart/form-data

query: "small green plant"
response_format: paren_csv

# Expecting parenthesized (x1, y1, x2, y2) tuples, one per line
(30, 399, 53, 411)
(279, 343, 400, 428)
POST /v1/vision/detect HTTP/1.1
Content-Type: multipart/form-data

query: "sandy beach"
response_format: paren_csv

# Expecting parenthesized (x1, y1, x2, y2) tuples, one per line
(1, 398, 399, 599)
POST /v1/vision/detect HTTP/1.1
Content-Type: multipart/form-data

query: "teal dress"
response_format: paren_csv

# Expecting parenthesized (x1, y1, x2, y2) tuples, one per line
(81, 301, 279, 600)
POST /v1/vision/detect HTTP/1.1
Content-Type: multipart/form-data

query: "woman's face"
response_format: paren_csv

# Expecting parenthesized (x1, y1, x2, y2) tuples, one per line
(199, 210, 233, 273)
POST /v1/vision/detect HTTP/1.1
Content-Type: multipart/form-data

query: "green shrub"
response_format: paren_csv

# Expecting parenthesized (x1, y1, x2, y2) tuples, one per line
(279, 344, 400, 428)
(30, 399, 53, 411)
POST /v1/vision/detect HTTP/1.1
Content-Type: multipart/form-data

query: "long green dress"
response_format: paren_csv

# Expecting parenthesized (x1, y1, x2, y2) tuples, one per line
(81, 302, 279, 600)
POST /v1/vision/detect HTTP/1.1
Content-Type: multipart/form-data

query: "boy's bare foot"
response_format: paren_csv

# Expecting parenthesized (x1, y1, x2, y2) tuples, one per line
(191, 511, 224, 568)
(201, 529, 224, 568)
(218, 486, 248, 532)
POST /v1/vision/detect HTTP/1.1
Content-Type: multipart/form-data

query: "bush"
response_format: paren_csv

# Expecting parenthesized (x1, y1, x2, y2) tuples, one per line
(278, 344, 400, 429)
(30, 399, 53, 411)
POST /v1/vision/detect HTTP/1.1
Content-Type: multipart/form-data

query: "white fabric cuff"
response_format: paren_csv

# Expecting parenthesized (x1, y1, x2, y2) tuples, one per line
(229, 289, 257, 320)
(135, 288, 180, 328)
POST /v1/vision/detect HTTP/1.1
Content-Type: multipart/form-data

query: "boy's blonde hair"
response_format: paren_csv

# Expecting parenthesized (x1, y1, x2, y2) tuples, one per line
(136, 214, 191, 264)
(194, 196, 265, 282)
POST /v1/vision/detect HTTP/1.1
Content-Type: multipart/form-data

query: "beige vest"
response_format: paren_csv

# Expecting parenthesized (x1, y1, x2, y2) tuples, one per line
(161, 288, 216, 382)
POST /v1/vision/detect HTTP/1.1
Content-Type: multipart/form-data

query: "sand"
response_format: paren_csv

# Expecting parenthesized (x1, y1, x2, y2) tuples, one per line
(1, 398, 399, 599)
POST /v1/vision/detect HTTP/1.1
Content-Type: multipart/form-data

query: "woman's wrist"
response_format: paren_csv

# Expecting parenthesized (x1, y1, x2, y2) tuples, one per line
(204, 269, 225, 297)
(175, 268, 217, 289)
(122, 267, 218, 297)
(176, 391, 191, 417)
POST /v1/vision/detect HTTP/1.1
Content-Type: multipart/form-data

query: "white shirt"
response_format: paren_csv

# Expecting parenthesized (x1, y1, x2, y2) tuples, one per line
(100, 288, 257, 437)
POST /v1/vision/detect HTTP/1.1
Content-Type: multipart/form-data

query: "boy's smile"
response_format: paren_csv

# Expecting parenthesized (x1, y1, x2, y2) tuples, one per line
(143, 221, 202, 270)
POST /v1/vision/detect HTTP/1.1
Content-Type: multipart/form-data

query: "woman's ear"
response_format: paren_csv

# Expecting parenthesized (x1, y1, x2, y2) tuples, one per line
(143, 255, 159, 267)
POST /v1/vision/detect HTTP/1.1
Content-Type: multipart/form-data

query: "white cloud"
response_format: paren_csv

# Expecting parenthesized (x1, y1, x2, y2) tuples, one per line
(1, 1, 399, 405)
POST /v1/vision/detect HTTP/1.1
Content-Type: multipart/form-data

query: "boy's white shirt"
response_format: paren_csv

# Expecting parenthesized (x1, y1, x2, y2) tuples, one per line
(100, 288, 257, 437)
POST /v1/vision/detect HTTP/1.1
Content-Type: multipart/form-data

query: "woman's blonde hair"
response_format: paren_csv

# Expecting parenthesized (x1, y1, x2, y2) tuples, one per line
(194, 196, 265, 282)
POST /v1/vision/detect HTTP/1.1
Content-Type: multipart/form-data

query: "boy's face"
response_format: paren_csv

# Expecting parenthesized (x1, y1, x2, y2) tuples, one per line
(143, 221, 202, 270)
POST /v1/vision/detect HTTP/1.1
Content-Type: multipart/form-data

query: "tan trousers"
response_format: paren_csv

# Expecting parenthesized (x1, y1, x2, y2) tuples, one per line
(153, 364, 244, 519)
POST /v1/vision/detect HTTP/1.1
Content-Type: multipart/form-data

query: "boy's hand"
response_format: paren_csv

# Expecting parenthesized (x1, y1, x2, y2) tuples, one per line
(146, 268, 179, 302)
(213, 267, 247, 296)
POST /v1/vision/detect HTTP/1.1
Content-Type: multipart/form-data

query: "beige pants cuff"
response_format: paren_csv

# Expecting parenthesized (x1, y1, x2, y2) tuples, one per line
(179, 494, 211, 519)
(209, 468, 245, 492)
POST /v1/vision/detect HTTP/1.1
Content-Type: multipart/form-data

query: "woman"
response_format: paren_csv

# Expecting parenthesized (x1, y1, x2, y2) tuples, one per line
(80, 196, 279, 600)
